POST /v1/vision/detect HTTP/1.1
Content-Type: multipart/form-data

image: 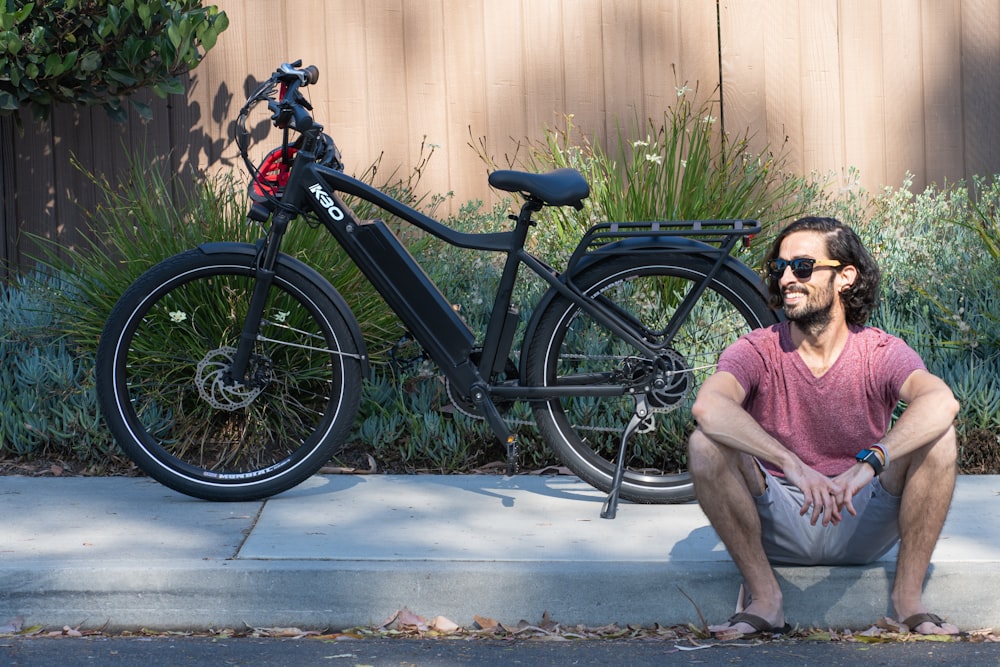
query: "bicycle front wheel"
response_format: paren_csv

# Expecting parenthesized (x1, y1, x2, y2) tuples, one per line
(524, 253, 777, 503)
(96, 248, 364, 501)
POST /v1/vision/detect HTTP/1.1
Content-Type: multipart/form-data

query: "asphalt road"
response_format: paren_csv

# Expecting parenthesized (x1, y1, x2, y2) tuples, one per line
(3, 637, 1000, 666)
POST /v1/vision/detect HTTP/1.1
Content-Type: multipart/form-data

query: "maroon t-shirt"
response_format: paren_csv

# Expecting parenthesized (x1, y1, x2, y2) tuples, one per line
(716, 321, 925, 476)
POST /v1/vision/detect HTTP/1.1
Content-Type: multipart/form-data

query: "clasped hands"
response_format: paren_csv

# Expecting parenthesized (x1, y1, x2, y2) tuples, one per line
(785, 462, 875, 526)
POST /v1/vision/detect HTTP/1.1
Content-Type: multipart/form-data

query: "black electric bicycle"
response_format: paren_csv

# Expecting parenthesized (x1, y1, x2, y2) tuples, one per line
(95, 62, 778, 517)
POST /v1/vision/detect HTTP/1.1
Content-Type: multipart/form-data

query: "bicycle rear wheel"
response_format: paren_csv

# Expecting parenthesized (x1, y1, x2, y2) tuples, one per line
(524, 253, 777, 503)
(96, 248, 364, 501)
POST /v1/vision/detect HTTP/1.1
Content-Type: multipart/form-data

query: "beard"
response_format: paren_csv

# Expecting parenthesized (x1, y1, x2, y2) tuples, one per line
(783, 276, 836, 335)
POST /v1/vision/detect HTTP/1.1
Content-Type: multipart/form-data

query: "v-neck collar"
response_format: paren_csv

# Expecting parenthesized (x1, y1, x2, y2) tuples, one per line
(779, 321, 854, 381)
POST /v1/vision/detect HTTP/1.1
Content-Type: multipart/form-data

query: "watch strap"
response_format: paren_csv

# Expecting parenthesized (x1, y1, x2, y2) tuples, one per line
(855, 448, 884, 475)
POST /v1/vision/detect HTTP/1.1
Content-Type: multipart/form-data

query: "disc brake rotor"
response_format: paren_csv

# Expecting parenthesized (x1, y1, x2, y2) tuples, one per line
(625, 349, 692, 413)
(195, 346, 269, 411)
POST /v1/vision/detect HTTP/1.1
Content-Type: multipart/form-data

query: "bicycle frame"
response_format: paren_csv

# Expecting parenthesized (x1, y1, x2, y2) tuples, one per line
(252, 151, 752, 408)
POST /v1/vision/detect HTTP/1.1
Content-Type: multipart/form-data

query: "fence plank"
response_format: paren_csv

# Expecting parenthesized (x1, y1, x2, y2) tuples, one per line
(561, 0, 607, 151)
(442, 0, 490, 204)
(719, 0, 769, 155)
(601, 0, 644, 139)
(961, 0, 1000, 183)
(401, 0, 451, 200)
(881, 0, 927, 191)
(841, 0, 887, 188)
(9, 114, 56, 272)
(921, 0, 965, 188)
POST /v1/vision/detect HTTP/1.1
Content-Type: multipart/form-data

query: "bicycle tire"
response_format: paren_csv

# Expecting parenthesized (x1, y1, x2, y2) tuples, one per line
(96, 248, 364, 501)
(524, 252, 777, 503)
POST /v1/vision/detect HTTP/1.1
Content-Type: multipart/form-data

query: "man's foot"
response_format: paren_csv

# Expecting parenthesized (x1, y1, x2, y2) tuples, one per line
(710, 603, 790, 639)
(900, 612, 960, 636)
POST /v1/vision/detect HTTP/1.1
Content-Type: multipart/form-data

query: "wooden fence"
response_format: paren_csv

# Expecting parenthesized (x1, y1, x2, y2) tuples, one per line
(2, 0, 999, 278)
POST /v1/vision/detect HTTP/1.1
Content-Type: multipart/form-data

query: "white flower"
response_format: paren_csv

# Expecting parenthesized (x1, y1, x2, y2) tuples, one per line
(702, 114, 717, 124)
(645, 153, 663, 165)
(273, 310, 291, 323)
(632, 140, 649, 148)
(169, 310, 187, 323)
(676, 85, 690, 97)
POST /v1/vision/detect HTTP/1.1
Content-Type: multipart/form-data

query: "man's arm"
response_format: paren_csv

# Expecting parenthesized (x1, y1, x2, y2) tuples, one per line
(832, 369, 959, 513)
(692, 371, 846, 525)
(882, 369, 960, 459)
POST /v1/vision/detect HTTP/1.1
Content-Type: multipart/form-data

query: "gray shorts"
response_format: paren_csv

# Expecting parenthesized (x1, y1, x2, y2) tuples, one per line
(754, 465, 901, 566)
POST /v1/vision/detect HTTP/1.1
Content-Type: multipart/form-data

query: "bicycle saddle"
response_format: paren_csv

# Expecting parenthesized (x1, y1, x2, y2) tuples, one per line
(488, 168, 590, 209)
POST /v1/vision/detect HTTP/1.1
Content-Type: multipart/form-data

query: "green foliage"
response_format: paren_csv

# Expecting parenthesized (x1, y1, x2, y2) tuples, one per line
(479, 86, 814, 265)
(4, 118, 1000, 474)
(33, 149, 421, 361)
(0, 0, 228, 121)
(961, 176, 1000, 347)
(0, 272, 117, 463)
(12, 144, 443, 467)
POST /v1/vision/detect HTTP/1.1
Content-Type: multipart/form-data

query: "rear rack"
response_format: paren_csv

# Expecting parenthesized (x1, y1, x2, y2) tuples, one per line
(566, 219, 761, 273)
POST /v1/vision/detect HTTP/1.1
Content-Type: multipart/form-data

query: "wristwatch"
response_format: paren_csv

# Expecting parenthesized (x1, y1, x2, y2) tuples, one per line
(855, 448, 884, 475)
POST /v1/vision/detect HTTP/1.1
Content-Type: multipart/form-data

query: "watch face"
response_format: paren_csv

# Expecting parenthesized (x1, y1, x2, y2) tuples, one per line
(856, 449, 882, 473)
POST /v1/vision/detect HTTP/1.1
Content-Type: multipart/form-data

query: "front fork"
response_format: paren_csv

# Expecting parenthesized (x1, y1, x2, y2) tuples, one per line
(226, 211, 289, 385)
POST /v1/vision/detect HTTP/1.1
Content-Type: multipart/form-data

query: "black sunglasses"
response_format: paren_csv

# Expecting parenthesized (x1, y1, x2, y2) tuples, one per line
(767, 257, 843, 280)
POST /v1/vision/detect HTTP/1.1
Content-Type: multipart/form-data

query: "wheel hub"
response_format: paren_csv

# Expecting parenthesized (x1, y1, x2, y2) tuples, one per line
(623, 349, 692, 412)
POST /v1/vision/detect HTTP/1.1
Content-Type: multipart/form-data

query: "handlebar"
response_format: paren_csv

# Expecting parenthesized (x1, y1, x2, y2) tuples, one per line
(266, 61, 320, 132)
(236, 61, 343, 209)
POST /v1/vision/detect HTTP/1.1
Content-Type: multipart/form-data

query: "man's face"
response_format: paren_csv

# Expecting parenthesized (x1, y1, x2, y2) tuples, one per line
(775, 231, 840, 331)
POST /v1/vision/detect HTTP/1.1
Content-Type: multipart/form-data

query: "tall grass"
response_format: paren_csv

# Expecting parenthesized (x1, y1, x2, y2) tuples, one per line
(31, 148, 438, 359)
(478, 84, 813, 265)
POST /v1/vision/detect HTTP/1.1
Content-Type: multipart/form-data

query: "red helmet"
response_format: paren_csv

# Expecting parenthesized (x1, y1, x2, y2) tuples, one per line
(249, 146, 297, 201)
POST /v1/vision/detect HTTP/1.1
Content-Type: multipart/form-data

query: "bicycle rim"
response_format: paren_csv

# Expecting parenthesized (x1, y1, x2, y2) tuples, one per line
(100, 253, 361, 500)
(526, 254, 776, 503)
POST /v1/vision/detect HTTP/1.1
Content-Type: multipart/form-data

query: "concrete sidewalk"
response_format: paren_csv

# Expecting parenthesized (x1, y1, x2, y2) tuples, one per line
(1, 474, 998, 632)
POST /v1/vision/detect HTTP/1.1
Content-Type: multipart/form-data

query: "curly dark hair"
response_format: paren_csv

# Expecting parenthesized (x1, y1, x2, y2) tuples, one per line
(763, 217, 881, 326)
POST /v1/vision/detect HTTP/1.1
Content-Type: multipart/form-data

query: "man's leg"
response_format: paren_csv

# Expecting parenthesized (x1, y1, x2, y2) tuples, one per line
(879, 427, 959, 635)
(688, 428, 785, 633)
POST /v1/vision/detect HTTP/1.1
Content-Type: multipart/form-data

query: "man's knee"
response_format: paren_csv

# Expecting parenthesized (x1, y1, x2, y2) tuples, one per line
(938, 425, 959, 463)
(688, 428, 719, 478)
(688, 428, 764, 494)
(882, 426, 958, 494)
(915, 425, 959, 471)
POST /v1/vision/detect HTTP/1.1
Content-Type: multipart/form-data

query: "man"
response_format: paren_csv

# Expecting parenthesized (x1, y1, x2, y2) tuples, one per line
(689, 216, 960, 637)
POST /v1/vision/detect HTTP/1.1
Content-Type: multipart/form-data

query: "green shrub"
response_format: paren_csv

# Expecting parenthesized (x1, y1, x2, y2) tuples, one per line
(15, 147, 443, 468)
(480, 85, 816, 265)
(34, 149, 422, 359)
(0, 0, 228, 121)
(0, 272, 117, 465)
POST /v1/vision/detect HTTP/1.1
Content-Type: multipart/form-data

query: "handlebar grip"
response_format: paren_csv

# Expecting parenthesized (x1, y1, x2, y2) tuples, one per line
(276, 62, 320, 86)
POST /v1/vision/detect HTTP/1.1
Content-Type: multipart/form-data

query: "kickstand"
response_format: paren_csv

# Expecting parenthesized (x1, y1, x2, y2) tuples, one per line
(600, 394, 651, 519)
